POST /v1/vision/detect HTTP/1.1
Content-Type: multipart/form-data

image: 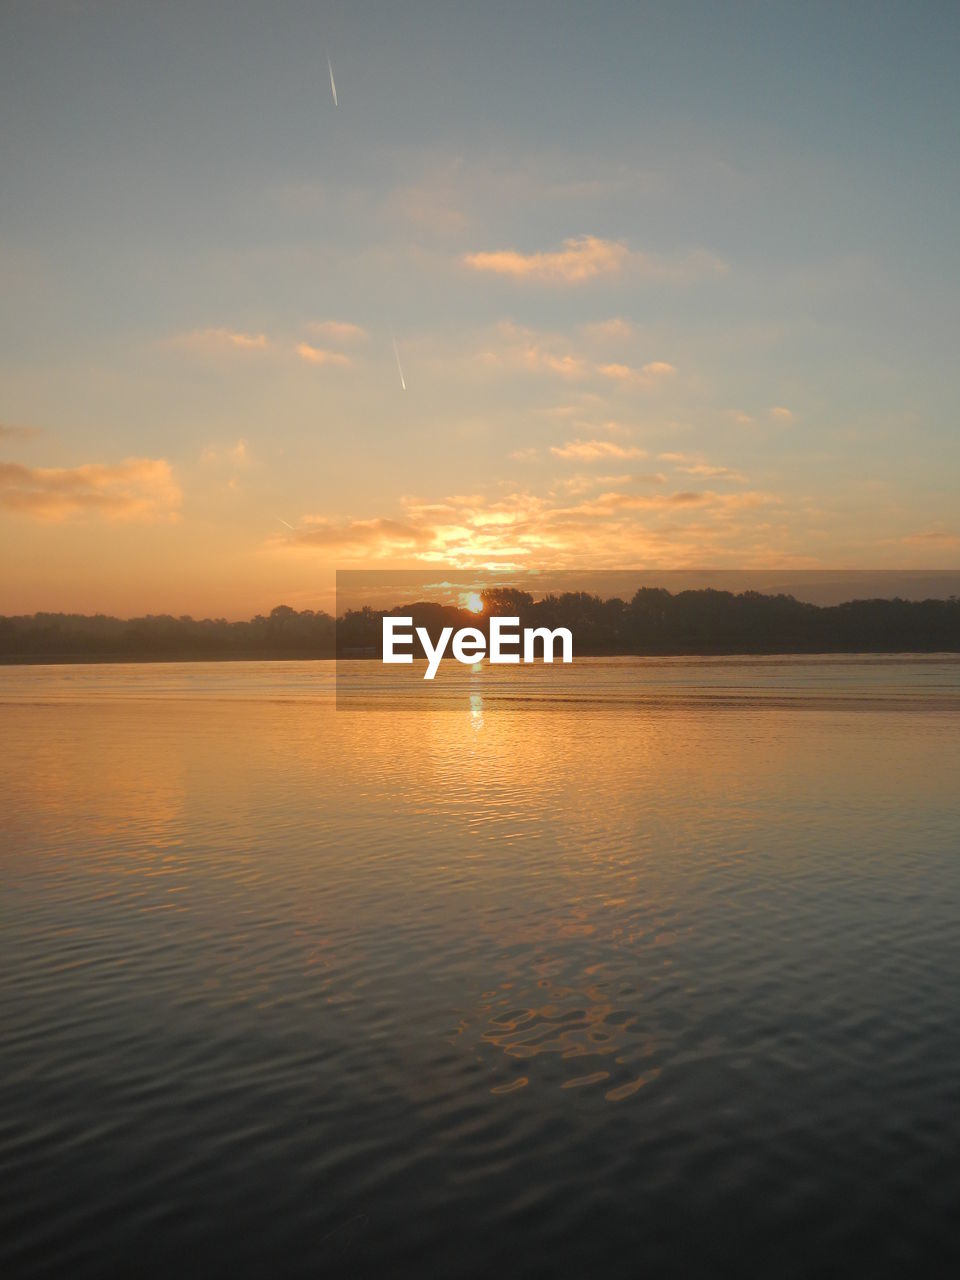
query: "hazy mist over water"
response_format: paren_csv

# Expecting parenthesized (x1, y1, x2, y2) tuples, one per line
(3, 659, 960, 1276)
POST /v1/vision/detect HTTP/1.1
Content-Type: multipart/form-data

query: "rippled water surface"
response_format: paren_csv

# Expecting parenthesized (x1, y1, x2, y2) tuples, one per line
(3, 657, 960, 1277)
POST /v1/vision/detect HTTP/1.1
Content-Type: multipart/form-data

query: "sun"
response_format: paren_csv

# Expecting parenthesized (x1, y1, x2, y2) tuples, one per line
(463, 591, 484, 614)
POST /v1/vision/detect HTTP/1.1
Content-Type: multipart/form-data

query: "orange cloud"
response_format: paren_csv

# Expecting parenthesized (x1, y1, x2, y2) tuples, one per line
(384, 170, 469, 234)
(551, 440, 648, 461)
(476, 322, 677, 389)
(596, 360, 676, 385)
(680, 463, 747, 481)
(477, 330, 587, 378)
(296, 342, 352, 367)
(0, 422, 42, 439)
(559, 472, 634, 495)
(464, 237, 727, 285)
(269, 481, 787, 570)
(902, 529, 960, 547)
(582, 317, 634, 341)
(0, 457, 181, 521)
(658, 452, 747, 482)
(281, 517, 433, 554)
(464, 235, 631, 283)
(201, 439, 250, 467)
(174, 328, 269, 352)
(305, 320, 367, 342)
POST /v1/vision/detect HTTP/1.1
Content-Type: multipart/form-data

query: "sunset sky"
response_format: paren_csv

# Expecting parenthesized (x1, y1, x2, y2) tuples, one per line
(2, 1, 959, 617)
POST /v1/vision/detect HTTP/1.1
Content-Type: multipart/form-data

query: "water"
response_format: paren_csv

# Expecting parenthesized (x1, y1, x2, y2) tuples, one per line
(2, 657, 960, 1277)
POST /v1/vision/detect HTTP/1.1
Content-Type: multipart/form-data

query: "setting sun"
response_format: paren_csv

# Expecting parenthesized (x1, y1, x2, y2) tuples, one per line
(464, 592, 484, 614)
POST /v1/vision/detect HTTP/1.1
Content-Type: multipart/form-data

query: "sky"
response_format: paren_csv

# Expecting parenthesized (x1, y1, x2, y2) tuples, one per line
(1, 0, 959, 618)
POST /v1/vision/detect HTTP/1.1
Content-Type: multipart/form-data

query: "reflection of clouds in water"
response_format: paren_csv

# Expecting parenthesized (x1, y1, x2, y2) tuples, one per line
(9, 659, 959, 1121)
(455, 936, 666, 1102)
(1, 703, 186, 854)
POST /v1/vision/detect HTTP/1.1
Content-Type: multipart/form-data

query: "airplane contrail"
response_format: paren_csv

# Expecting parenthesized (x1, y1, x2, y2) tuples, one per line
(275, 515, 296, 531)
(328, 57, 338, 107)
(392, 335, 406, 391)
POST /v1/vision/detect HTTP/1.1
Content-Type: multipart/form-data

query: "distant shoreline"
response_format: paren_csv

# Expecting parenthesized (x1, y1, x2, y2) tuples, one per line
(3, 647, 960, 667)
(4, 589, 958, 664)
(0, 652, 338, 665)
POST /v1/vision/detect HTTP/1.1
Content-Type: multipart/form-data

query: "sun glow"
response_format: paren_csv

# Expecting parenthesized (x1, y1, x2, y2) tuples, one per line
(463, 591, 484, 614)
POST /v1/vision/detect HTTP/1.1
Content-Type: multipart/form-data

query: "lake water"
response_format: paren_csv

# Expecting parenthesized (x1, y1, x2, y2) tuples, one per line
(3, 657, 960, 1276)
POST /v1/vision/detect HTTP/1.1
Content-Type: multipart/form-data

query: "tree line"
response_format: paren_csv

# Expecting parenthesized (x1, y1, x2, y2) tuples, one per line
(3, 588, 959, 662)
(0, 605, 336, 662)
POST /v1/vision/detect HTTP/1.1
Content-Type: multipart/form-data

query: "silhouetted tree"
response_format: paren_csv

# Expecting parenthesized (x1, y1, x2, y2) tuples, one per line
(2, 589, 959, 663)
